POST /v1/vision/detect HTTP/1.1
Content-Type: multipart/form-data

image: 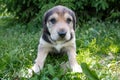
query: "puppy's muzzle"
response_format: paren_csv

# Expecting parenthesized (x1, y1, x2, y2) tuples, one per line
(58, 30, 67, 38)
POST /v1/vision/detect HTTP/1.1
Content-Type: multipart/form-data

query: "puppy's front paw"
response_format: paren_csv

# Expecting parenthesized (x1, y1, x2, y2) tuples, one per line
(72, 64, 82, 73)
(32, 64, 40, 74)
(26, 64, 40, 78)
(27, 68, 33, 78)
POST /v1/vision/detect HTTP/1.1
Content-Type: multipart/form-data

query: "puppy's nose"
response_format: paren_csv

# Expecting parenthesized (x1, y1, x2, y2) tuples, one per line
(58, 31, 66, 38)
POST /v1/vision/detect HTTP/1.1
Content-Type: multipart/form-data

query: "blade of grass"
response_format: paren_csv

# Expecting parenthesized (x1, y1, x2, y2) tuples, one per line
(81, 63, 99, 80)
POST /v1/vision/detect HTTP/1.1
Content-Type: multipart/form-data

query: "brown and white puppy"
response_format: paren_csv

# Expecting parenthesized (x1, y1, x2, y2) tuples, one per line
(32, 5, 82, 73)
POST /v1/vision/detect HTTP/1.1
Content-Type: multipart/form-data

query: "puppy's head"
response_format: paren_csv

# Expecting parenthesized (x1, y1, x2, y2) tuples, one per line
(43, 5, 76, 42)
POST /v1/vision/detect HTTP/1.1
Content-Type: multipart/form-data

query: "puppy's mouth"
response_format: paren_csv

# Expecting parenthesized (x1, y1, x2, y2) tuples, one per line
(50, 33, 73, 43)
(50, 36, 66, 42)
(56, 37, 66, 41)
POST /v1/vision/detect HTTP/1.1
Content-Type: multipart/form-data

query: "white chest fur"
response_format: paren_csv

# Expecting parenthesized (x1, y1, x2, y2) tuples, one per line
(54, 44, 63, 52)
(53, 41, 64, 52)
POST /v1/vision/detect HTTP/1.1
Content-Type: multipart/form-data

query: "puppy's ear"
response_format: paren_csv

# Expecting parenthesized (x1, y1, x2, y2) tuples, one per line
(42, 10, 53, 35)
(65, 7, 76, 30)
(42, 10, 54, 43)
(70, 11, 76, 30)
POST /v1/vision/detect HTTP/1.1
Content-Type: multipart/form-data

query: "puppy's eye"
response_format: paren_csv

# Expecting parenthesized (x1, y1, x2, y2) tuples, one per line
(49, 18, 56, 24)
(66, 18, 72, 24)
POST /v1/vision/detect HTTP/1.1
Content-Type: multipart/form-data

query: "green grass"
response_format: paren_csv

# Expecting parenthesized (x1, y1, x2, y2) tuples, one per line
(0, 19, 120, 80)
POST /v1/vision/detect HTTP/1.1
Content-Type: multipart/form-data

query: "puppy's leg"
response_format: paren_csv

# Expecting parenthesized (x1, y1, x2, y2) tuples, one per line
(67, 47, 82, 73)
(32, 45, 49, 73)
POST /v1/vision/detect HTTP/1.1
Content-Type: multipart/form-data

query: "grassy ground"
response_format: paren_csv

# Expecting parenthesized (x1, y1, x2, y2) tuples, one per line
(0, 18, 120, 80)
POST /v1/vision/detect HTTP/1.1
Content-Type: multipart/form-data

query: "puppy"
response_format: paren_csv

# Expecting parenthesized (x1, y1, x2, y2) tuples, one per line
(32, 5, 82, 74)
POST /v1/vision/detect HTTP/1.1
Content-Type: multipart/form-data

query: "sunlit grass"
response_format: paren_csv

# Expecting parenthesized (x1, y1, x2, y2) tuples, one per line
(109, 44, 119, 54)
(0, 18, 120, 79)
